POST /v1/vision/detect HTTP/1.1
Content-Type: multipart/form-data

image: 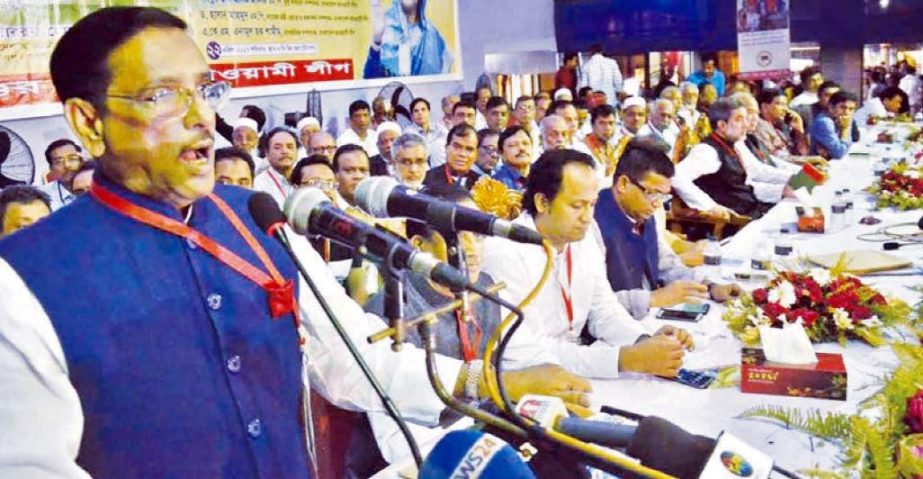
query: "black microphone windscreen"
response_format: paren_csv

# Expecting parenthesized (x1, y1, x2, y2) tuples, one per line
(625, 416, 716, 478)
(248, 192, 286, 233)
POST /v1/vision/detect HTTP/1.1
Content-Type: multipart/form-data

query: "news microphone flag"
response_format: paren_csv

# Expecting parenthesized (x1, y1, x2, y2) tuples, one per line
(418, 430, 535, 479)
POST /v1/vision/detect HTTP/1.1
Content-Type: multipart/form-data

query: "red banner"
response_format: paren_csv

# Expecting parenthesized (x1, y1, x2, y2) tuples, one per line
(209, 59, 354, 88)
(0, 74, 58, 108)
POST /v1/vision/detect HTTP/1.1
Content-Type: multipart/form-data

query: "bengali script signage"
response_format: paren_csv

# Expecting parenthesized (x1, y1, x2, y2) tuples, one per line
(735, 0, 791, 80)
(0, 0, 460, 118)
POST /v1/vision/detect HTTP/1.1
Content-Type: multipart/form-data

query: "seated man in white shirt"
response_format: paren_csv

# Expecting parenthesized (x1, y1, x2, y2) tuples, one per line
(295, 116, 320, 160)
(253, 126, 298, 207)
(678, 82, 701, 128)
(391, 132, 429, 190)
(337, 100, 379, 156)
(40, 139, 84, 211)
(638, 98, 680, 158)
(548, 100, 580, 147)
(672, 98, 778, 220)
(306, 131, 337, 162)
(618, 96, 648, 139)
(540, 114, 570, 151)
(854, 86, 907, 128)
(482, 149, 693, 379)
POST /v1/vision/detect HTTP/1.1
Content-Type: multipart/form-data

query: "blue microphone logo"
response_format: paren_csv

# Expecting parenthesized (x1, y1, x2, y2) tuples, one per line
(451, 434, 503, 478)
(719, 451, 754, 477)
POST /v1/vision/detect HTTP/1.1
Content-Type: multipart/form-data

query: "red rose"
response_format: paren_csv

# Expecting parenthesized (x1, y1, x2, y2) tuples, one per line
(869, 294, 887, 306)
(828, 292, 859, 309)
(906, 390, 923, 434)
(787, 308, 819, 327)
(849, 305, 873, 321)
(752, 288, 769, 304)
(763, 302, 787, 320)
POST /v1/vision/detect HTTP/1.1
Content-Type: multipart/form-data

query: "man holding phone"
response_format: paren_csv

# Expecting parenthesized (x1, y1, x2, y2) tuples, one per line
(594, 138, 740, 320)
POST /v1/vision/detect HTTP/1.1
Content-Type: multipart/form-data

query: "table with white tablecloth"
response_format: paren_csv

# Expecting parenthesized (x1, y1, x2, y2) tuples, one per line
(373, 126, 923, 478)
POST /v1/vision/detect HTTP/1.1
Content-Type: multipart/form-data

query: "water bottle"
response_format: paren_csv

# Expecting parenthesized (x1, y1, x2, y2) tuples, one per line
(842, 188, 854, 222)
(703, 241, 722, 265)
(774, 228, 794, 258)
(751, 240, 771, 271)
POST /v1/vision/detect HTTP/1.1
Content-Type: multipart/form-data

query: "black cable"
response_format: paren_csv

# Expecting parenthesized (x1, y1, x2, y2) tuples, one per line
(772, 464, 803, 479)
(276, 231, 423, 466)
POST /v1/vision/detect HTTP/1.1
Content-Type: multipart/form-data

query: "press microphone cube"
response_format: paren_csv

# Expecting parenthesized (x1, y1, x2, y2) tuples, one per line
(697, 432, 772, 479)
(419, 430, 536, 479)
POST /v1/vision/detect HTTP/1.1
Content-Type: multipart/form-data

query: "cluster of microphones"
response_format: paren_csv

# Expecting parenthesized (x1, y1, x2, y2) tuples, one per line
(247, 177, 795, 479)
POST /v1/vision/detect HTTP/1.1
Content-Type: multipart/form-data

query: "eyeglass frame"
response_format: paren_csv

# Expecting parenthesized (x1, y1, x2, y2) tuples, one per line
(106, 80, 231, 118)
(301, 179, 339, 190)
(627, 175, 672, 205)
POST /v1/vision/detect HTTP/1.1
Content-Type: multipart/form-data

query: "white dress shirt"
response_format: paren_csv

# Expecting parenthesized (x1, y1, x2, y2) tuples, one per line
(481, 214, 649, 379)
(337, 127, 380, 157)
(672, 140, 791, 211)
(789, 91, 818, 108)
(900, 74, 922, 113)
(40, 181, 76, 211)
(0, 227, 461, 478)
(638, 121, 679, 158)
(853, 97, 888, 129)
(253, 167, 293, 208)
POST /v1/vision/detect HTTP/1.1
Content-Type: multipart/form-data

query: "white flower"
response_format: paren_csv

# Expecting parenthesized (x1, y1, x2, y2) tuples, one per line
(859, 315, 882, 328)
(809, 268, 832, 287)
(831, 308, 854, 331)
(905, 169, 921, 179)
(768, 281, 796, 308)
(747, 308, 771, 327)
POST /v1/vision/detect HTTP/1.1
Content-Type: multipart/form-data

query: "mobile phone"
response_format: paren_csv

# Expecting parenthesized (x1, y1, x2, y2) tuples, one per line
(671, 368, 717, 389)
(656, 303, 710, 322)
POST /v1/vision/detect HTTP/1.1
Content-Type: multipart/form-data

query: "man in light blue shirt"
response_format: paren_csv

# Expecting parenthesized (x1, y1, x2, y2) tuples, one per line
(686, 54, 726, 97)
(809, 91, 860, 160)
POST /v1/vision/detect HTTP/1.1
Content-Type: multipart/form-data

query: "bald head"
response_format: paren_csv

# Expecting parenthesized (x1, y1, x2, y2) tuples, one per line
(307, 131, 337, 160)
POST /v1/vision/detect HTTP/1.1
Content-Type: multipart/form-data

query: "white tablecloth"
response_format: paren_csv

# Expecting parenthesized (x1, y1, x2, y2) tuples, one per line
(373, 125, 923, 478)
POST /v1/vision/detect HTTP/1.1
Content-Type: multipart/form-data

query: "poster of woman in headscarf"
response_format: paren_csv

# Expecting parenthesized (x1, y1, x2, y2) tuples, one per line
(364, 0, 455, 78)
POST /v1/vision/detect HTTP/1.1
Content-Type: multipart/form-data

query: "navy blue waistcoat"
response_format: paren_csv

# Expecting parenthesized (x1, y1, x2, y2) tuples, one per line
(593, 188, 660, 292)
(0, 173, 310, 478)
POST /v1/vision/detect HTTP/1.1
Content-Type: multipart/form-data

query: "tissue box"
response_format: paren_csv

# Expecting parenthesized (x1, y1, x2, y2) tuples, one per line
(740, 348, 847, 401)
(795, 206, 825, 233)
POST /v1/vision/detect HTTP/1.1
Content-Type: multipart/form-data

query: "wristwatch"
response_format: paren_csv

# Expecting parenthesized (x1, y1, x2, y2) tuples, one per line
(465, 360, 484, 401)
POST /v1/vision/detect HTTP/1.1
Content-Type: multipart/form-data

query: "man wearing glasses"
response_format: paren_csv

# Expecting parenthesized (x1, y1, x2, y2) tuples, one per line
(472, 128, 500, 177)
(391, 132, 429, 190)
(40, 139, 84, 210)
(594, 139, 738, 320)
(306, 131, 338, 162)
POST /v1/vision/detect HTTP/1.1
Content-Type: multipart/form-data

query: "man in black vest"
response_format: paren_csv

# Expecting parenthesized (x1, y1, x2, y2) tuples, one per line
(422, 124, 482, 191)
(672, 98, 775, 219)
(594, 139, 739, 319)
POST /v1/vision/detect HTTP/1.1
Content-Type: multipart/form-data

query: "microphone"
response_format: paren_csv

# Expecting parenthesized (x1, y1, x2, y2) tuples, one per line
(419, 430, 536, 479)
(248, 190, 288, 239)
(515, 395, 774, 478)
(283, 187, 469, 290)
(355, 176, 544, 245)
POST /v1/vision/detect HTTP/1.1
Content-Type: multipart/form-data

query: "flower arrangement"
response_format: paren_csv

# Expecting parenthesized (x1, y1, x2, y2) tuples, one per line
(741, 343, 923, 478)
(870, 162, 923, 210)
(723, 267, 910, 347)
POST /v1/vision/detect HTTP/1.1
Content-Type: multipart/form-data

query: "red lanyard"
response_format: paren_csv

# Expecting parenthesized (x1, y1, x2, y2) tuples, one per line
(444, 164, 456, 185)
(558, 245, 575, 332)
(267, 168, 289, 198)
(90, 183, 302, 335)
(454, 304, 483, 362)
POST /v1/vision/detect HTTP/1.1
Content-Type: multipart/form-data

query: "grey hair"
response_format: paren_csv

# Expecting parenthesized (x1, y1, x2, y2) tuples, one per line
(540, 114, 566, 134)
(391, 132, 427, 157)
(679, 81, 699, 94)
(652, 98, 674, 111)
(659, 86, 680, 98)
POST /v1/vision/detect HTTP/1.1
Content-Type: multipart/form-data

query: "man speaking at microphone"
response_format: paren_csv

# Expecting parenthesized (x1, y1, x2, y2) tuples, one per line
(0, 7, 589, 478)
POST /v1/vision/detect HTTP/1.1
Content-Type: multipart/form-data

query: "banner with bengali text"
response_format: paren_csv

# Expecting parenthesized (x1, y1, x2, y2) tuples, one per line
(0, 0, 460, 120)
(735, 0, 791, 81)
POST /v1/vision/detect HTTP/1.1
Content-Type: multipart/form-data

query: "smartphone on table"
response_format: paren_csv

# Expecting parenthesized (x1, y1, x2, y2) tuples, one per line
(655, 303, 710, 322)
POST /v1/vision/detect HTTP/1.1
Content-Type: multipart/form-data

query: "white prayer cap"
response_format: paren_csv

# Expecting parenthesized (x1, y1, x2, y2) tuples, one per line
(234, 117, 259, 133)
(553, 88, 573, 102)
(376, 121, 402, 137)
(621, 96, 646, 111)
(296, 116, 320, 132)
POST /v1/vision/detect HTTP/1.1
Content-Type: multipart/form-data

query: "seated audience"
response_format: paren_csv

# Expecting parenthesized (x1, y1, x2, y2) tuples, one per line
(575, 104, 620, 182)
(472, 128, 501, 177)
(391, 132, 429, 190)
(253, 127, 299, 207)
(482, 149, 693, 379)
(407, 97, 448, 167)
(754, 88, 810, 157)
(291, 155, 342, 204)
(790, 66, 823, 108)
(540, 114, 570, 151)
(220, 104, 265, 151)
(854, 86, 907, 126)
(337, 100, 379, 156)
(619, 96, 648, 137)
(440, 94, 460, 130)
(214, 147, 255, 188)
(678, 82, 702, 128)
(639, 98, 680, 157)
(369, 121, 402, 176)
(672, 98, 775, 219)
(423, 124, 481, 190)
(493, 126, 534, 191)
(371, 96, 394, 131)
(451, 100, 477, 128)
(484, 96, 510, 132)
(0, 185, 51, 238)
(510, 95, 542, 157)
(549, 100, 580, 145)
(809, 91, 860, 160)
(40, 139, 84, 211)
(70, 160, 97, 196)
(474, 86, 492, 129)
(334, 144, 372, 207)
(534, 92, 552, 123)
(296, 116, 321, 159)
(307, 131, 338, 161)
(594, 140, 739, 319)
(231, 116, 262, 164)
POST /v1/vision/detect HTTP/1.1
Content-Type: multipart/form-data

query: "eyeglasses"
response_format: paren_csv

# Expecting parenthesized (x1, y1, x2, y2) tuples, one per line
(107, 81, 231, 118)
(479, 146, 500, 157)
(628, 177, 672, 204)
(301, 179, 339, 190)
(396, 158, 428, 167)
(312, 145, 338, 153)
(50, 154, 83, 168)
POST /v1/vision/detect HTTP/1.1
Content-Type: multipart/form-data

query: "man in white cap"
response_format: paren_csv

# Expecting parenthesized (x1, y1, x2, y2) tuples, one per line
(369, 121, 402, 177)
(618, 96, 648, 140)
(232, 117, 269, 174)
(553, 88, 574, 103)
(295, 116, 321, 160)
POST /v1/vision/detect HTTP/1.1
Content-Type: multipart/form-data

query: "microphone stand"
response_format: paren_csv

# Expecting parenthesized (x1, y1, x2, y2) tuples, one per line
(383, 247, 406, 351)
(275, 229, 423, 467)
